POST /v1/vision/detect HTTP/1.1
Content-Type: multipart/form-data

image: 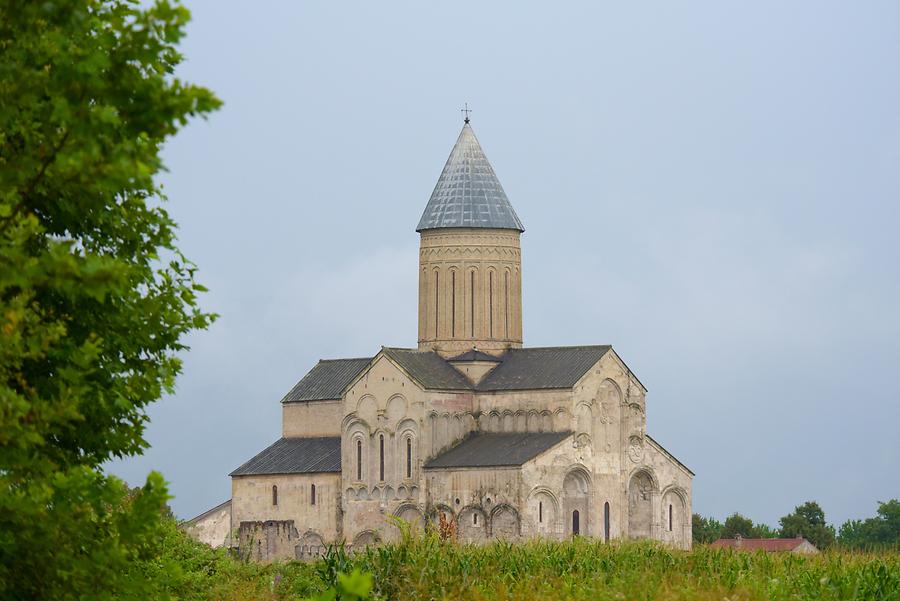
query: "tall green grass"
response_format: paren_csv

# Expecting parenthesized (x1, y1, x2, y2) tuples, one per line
(154, 521, 900, 601)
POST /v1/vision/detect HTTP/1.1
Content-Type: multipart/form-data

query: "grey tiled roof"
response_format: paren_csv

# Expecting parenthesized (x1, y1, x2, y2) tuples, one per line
(425, 431, 572, 469)
(447, 349, 502, 363)
(281, 358, 371, 403)
(416, 123, 524, 232)
(383, 347, 472, 390)
(230, 437, 341, 476)
(477, 345, 611, 391)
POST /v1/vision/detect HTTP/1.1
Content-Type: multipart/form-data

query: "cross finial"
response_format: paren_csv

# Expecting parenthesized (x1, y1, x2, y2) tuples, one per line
(461, 102, 472, 124)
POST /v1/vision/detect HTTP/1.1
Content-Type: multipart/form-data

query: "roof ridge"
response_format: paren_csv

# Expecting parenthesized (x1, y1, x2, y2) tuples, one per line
(514, 344, 611, 351)
(317, 356, 372, 363)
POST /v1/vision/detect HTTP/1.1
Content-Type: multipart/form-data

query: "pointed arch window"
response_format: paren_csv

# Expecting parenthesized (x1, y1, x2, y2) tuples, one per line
(668, 504, 673, 531)
(356, 439, 362, 481)
(539, 501, 543, 523)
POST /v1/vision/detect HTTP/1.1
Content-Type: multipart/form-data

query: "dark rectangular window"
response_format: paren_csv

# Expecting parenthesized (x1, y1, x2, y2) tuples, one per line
(272, 485, 278, 506)
(470, 271, 475, 338)
(379, 435, 385, 481)
(488, 271, 493, 338)
(311, 483, 316, 506)
(451, 271, 456, 338)
(356, 439, 362, 480)
(406, 437, 412, 478)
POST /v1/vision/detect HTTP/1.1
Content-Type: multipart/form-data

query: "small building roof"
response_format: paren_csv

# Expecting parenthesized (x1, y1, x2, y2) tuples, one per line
(382, 347, 472, 390)
(424, 431, 572, 469)
(280, 358, 371, 403)
(230, 437, 341, 476)
(446, 349, 503, 363)
(710, 537, 817, 553)
(477, 345, 612, 391)
(416, 122, 524, 233)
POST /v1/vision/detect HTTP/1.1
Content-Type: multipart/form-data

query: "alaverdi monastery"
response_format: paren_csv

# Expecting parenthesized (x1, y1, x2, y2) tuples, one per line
(183, 119, 694, 560)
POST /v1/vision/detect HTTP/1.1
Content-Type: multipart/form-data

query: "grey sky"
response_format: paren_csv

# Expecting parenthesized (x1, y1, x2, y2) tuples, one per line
(110, 1, 900, 529)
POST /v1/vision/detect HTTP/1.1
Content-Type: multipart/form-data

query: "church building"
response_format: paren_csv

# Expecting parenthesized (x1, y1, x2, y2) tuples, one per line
(184, 119, 693, 560)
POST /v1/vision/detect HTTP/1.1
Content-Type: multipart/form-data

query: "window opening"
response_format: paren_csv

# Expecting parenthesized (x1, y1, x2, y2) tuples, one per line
(451, 271, 456, 337)
(379, 434, 385, 481)
(356, 439, 362, 480)
(406, 437, 412, 478)
(470, 271, 475, 338)
(272, 485, 278, 506)
(604, 502, 611, 543)
(311, 484, 316, 506)
(489, 271, 494, 338)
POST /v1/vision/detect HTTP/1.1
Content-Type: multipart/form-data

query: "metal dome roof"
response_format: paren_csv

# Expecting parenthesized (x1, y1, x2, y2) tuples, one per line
(416, 122, 524, 233)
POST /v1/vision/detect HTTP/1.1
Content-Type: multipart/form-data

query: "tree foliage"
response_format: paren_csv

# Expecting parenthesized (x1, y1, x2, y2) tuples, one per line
(838, 499, 900, 550)
(692, 514, 723, 544)
(778, 501, 835, 549)
(0, 0, 219, 598)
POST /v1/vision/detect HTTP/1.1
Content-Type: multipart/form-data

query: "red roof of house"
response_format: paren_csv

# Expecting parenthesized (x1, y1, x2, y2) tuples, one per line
(711, 537, 811, 552)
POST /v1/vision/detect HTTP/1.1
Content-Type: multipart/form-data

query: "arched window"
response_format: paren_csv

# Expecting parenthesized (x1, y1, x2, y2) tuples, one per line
(379, 434, 385, 481)
(474, 513, 478, 525)
(356, 439, 362, 480)
(434, 271, 439, 338)
(272, 485, 278, 506)
(405, 437, 412, 478)
(451, 270, 456, 338)
(469, 270, 476, 338)
(539, 501, 543, 523)
(488, 271, 494, 338)
(504, 270, 509, 338)
(668, 504, 673, 531)
(311, 484, 316, 506)
(604, 502, 610, 543)
(572, 510, 580, 536)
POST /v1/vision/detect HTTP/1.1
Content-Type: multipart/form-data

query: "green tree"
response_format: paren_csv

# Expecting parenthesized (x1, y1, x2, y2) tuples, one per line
(720, 513, 755, 539)
(0, 0, 219, 598)
(778, 501, 835, 549)
(692, 514, 723, 544)
(838, 499, 900, 549)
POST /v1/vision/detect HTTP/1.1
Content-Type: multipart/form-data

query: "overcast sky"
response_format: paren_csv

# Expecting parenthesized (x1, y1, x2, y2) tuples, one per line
(109, 1, 900, 529)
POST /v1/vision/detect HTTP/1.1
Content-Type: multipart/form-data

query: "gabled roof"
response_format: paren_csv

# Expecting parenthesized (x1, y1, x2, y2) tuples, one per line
(646, 434, 694, 476)
(382, 347, 472, 390)
(477, 345, 611, 391)
(181, 499, 231, 526)
(416, 122, 524, 232)
(711, 538, 815, 552)
(424, 431, 572, 469)
(447, 349, 503, 363)
(281, 358, 371, 403)
(230, 437, 341, 476)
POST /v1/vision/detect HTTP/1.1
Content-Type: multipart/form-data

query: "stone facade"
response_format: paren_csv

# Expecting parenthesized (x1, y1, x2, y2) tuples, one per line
(193, 121, 694, 561)
(418, 228, 523, 354)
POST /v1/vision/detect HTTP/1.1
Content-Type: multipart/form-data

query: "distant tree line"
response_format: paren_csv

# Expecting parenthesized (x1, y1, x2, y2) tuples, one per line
(693, 499, 900, 550)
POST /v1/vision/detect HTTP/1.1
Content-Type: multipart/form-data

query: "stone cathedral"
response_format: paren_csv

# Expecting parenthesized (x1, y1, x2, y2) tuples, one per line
(183, 120, 694, 560)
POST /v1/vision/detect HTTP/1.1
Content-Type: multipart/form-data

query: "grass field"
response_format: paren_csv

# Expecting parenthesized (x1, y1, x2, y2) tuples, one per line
(159, 529, 900, 601)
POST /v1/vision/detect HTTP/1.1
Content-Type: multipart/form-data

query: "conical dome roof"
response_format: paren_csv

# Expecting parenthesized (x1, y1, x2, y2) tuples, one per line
(416, 123, 524, 232)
